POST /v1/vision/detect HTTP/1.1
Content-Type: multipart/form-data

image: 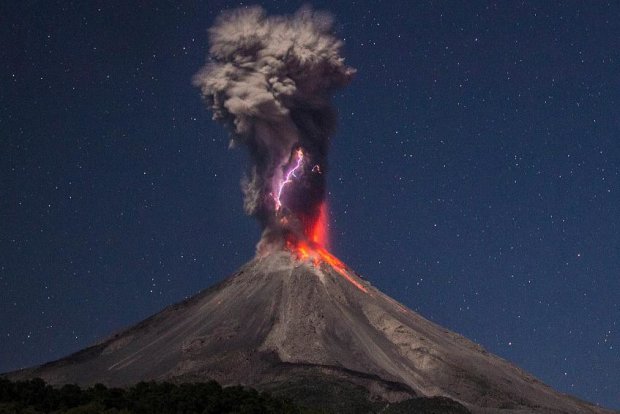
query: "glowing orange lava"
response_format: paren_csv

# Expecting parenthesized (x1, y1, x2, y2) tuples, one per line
(315, 246, 367, 292)
(310, 202, 329, 248)
(287, 222, 367, 293)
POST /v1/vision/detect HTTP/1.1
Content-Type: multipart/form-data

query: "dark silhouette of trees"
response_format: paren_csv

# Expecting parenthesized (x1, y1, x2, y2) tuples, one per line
(0, 378, 308, 413)
(0, 377, 470, 413)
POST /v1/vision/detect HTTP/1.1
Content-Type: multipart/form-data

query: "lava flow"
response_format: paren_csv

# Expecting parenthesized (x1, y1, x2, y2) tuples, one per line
(289, 238, 368, 293)
(290, 206, 367, 294)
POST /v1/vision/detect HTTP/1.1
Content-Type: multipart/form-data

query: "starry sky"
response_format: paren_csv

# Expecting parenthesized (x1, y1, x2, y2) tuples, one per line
(1, 0, 618, 409)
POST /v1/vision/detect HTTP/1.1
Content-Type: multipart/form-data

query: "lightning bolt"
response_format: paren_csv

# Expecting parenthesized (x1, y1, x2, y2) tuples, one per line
(274, 148, 304, 211)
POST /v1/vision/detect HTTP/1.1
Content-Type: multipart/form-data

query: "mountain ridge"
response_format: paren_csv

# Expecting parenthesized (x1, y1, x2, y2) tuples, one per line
(5, 251, 615, 414)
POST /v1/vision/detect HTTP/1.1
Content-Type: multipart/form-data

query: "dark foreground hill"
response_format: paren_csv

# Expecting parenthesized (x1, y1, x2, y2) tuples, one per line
(5, 251, 615, 413)
(0, 377, 470, 414)
(0, 378, 301, 414)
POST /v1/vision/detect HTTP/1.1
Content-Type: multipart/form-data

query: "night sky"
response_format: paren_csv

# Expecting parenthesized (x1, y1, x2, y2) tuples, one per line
(1, 1, 618, 409)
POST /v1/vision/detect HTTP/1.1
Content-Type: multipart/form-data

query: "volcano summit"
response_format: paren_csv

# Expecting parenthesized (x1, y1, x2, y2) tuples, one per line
(7, 248, 612, 413)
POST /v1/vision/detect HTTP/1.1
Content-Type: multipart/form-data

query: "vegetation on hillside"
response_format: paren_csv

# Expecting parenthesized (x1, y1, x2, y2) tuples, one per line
(0, 377, 471, 413)
(0, 378, 312, 414)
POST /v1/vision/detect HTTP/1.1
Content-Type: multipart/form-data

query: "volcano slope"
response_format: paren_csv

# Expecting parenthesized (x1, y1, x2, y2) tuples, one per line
(6, 251, 613, 413)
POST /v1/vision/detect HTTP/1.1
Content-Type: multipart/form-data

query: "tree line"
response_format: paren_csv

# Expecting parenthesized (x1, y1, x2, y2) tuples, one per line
(0, 378, 317, 414)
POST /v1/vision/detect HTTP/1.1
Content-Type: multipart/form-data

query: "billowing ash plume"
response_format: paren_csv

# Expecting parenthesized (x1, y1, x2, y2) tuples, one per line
(193, 6, 355, 253)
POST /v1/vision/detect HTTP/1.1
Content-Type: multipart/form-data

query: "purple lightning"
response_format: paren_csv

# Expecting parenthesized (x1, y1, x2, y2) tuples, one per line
(274, 148, 304, 211)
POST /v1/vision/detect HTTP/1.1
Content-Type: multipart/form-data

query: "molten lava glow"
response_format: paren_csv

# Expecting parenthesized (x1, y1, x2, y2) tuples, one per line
(287, 240, 368, 293)
(274, 148, 304, 211)
(316, 247, 367, 293)
(310, 203, 329, 248)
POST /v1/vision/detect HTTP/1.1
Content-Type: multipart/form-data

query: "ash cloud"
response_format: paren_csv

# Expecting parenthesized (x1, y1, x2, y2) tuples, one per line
(193, 6, 354, 252)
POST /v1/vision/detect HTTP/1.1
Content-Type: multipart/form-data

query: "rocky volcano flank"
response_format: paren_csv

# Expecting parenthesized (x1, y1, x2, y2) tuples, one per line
(7, 251, 613, 413)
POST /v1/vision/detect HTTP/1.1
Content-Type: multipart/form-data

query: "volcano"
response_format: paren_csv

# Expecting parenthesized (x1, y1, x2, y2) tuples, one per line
(6, 249, 612, 414)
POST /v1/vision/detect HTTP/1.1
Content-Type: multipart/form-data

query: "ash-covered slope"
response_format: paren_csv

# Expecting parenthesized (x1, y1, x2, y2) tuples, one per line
(7, 252, 612, 413)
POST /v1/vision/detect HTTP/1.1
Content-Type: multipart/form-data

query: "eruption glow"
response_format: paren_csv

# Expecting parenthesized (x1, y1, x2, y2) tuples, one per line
(310, 203, 329, 247)
(288, 239, 367, 293)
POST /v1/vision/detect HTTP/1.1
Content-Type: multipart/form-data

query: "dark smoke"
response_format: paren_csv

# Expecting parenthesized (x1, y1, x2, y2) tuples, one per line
(193, 6, 354, 253)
